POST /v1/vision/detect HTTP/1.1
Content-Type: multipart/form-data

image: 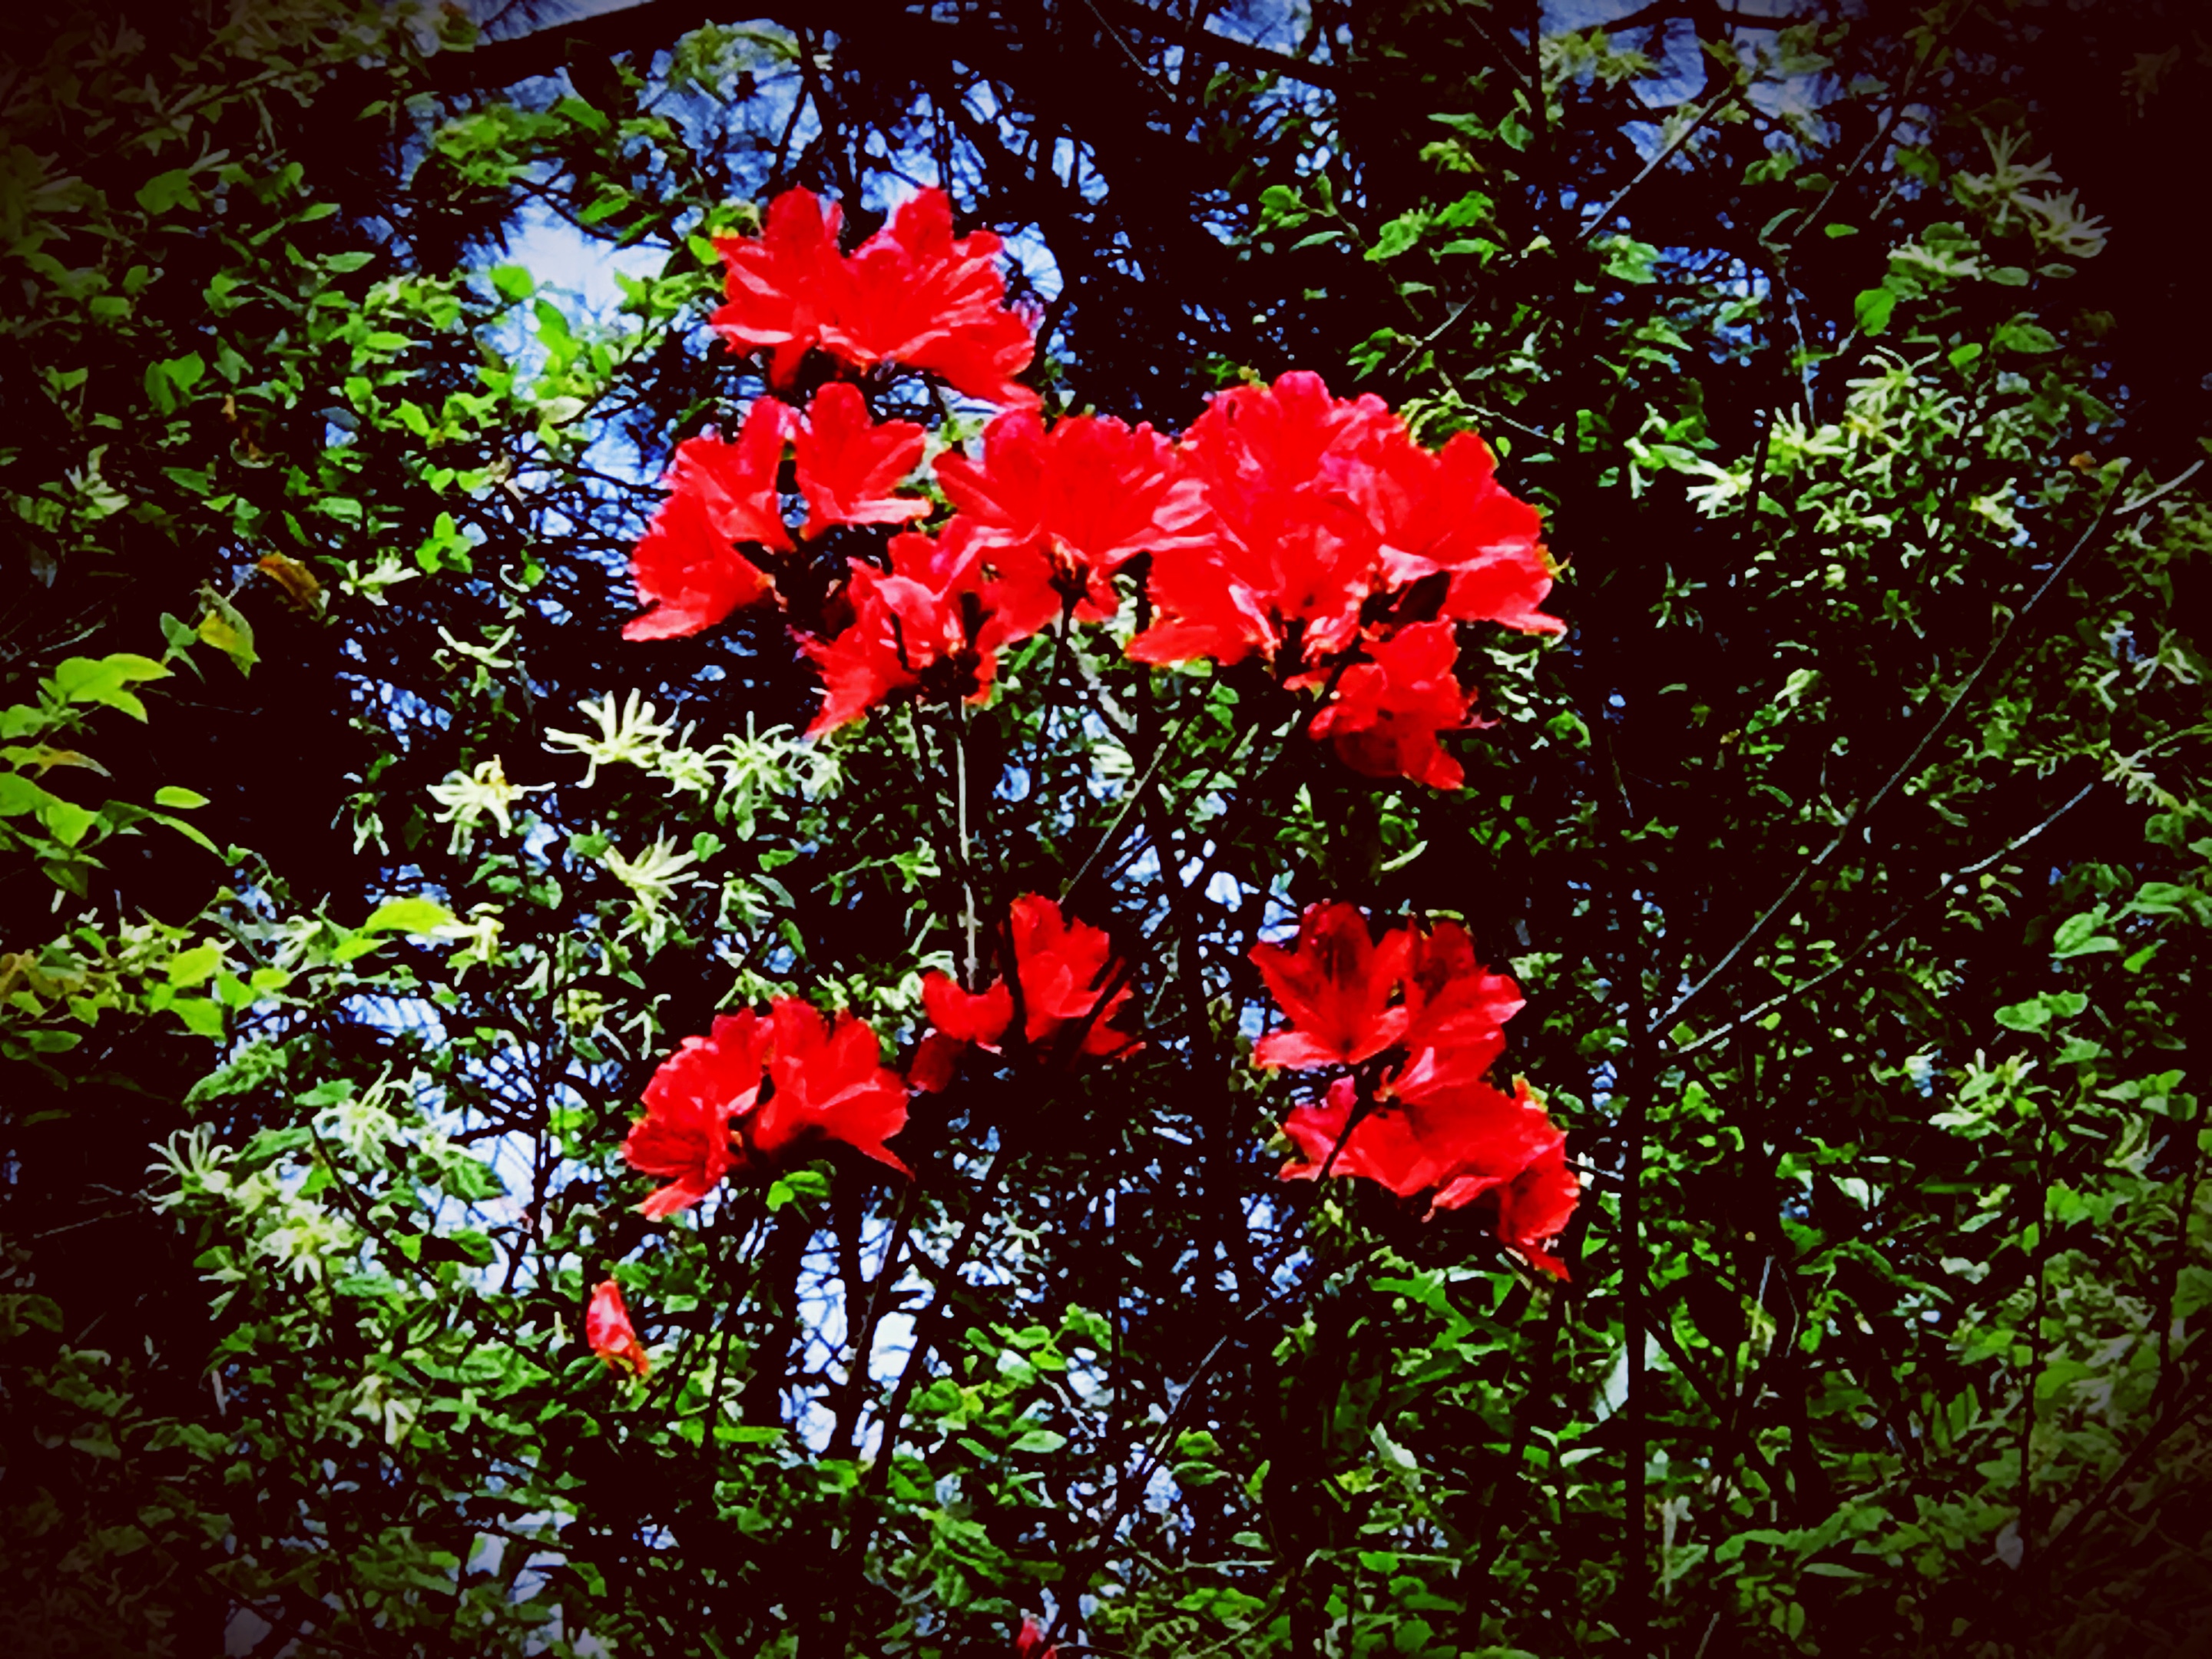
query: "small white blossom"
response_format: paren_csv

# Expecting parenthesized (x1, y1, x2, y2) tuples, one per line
(429, 756, 545, 851)
(601, 835, 700, 910)
(545, 690, 680, 787)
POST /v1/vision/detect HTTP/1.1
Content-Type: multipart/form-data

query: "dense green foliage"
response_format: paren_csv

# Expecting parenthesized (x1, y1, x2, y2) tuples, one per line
(2, 1, 2208, 1656)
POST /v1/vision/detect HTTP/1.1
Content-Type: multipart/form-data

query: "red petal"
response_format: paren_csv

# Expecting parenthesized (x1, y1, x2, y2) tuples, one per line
(585, 1280, 651, 1377)
(922, 971, 1013, 1047)
(794, 381, 928, 539)
(623, 485, 776, 641)
(753, 998, 912, 1175)
(909, 1031, 965, 1094)
(1249, 902, 1411, 1068)
(710, 189, 846, 383)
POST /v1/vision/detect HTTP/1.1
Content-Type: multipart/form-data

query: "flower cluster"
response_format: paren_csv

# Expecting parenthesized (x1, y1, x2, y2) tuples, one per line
(628, 186, 1559, 792)
(621, 996, 911, 1217)
(594, 187, 1578, 1397)
(1131, 372, 1560, 790)
(624, 382, 929, 641)
(711, 187, 1040, 408)
(911, 892, 1138, 1089)
(1253, 903, 1579, 1278)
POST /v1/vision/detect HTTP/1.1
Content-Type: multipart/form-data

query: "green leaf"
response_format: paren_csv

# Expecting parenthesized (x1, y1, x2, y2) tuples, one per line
(2051, 909, 2119, 958)
(169, 997, 226, 1039)
(1011, 1429, 1067, 1454)
(0, 772, 59, 817)
(153, 786, 209, 810)
(490, 265, 535, 303)
(135, 170, 197, 214)
(1366, 214, 1425, 261)
(166, 943, 224, 987)
(196, 596, 257, 675)
(1995, 320, 2058, 355)
(1995, 998, 2051, 1032)
(38, 798, 98, 846)
(362, 896, 457, 935)
(439, 1158, 504, 1202)
(1854, 287, 1896, 335)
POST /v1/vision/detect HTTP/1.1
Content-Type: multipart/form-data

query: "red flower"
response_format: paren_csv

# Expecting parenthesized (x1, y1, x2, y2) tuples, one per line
(624, 1000, 912, 1210)
(922, 972, 1016, 1048)
(906, 1031, 965, 1094)
(1282, 1075, 1571, 1264)
(1435, 1120, 1579, 1279)
(1394, 919, 1524, 1084)
(750, 997, 912, 1176)
(1357, 428, 1561, 636)
(916, 895, 1137, 1069)
(909, 972, 1013, 1093)
(1126, 371, 1561, 669)
(937, 410, 1208, 630)
(710, 187, 1038, 407)
(710, 190, 846, 386)
(799, 522, 996, 734)
(585, 1279, 651, 1378)
(1128, 372, 1392, 666)
(826, 190, 1039, 408)
(1291, 1070, 1548, 1203)
(1248, 902, 1412, 1069)
(793, 381, 929, 539)
(1014, 1615, 1057, 1659)
(797, 514, 1079, 732)
(623, 400, 793, 641)
(1009, 893, 1138, 1056)
(621, 1011, 772, 1217)
(1306, 621, 1475, 790)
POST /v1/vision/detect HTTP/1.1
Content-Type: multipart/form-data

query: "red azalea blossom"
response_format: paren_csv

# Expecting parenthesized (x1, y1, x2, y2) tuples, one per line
(623, 399, 792, 641)
(710, 187, 1038, 407)
(710, 189, 846, 386)
(621, 1011, 772, 1217)
(624, 999, 911, 1210)
(1124, 371, 1561, 784)
(1306, 621, 1476, 790)
(585, 1279, 651, 1378)
(799, 522, 995, 734)
(1282, 1075, 1575, 1276)
(793, 381, 929, 539)
(1014, 1615, 1057, 1659)
(1393, 919, 1525, 1085)
(906, 1031, 965, 1094)
(915, 895, 1137, 1071)
(825, 190, 1039, 407)
(1128, 372, 1396, 666)
(1488, 1131, 1580, 1280)
(909, 972, 1013, 1093)
(921, 972, 1016, 1048)
(937, 409, 1209, 630)
(1351, 425, 1563, 636)
(1248, 902, 1412, 1069)
(750, 997, 912, 1175)
(1280, 1075, 1545, 1199)
(1435, 1116, 1579, 1279)
(1009, 893, 1138, 1055)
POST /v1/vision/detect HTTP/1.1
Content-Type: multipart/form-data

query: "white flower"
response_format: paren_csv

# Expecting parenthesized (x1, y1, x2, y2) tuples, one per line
(429, 756, 545, 851)
(601, 835, 700, 910)
(546, 690, 679, 787)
